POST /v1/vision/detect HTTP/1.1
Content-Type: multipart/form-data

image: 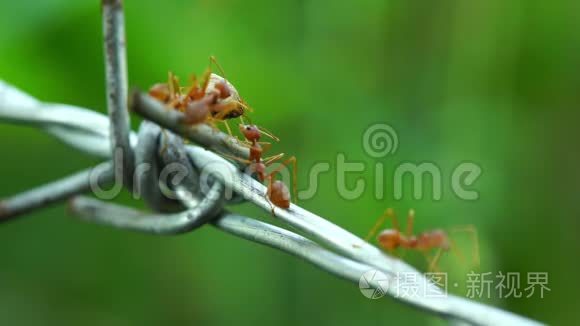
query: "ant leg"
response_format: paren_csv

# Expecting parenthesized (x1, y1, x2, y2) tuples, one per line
(450, 225, 480, 268)
(185, 73, 202, 100)
(222, 119, 233, 137)
(256, 142, 272, 154)
(263, 153, 285, 165)
(237, 140, 255, 149)
(200, 67, 212, 94)
(167, 71, 175, 98)
(427, 249, 443, 273)
(188, 73, 198, 86)
(264, 176, 276, 215)
(239, 114, 255, 128)
(168, 71, 181, 98)
(364, 208, 400, 242)
(186, 76, 196, 97)
(447, 237, 466, 267)
(216, 152, 253, 165)
(240, 138, 272, 149)
(261, 143, 273, 159)
(405, 209, 415, 237)
(239, 115, 246, 125)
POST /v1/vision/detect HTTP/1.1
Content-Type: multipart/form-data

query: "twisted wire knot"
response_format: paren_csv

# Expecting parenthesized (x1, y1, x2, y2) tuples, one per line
(71, 121, 246, 234)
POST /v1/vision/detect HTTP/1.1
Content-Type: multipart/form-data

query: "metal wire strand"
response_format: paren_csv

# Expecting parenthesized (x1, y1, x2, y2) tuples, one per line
(0, 80, 543, 326)
(135, 121, 198, 212)
(0, 162, 113, 222)
(102, 0, 134, 188)
(69, 119, 227, 234)
(0, 2, 544, 322)
(69, 183, 223, 235)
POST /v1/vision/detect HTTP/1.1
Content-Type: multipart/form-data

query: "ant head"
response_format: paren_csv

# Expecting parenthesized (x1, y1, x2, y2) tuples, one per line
(239, 124, 261, 142)
(378, 229, 401, 250)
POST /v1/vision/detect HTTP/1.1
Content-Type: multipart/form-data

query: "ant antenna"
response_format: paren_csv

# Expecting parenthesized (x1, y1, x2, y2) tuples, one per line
(188, 73, 198, 85)
(169, 71, 181, 96)
(239, 115, 254, 126)
(405, 209, 415, 236)
(233, 100, 254, 113)
(257, 125, 280, 142)
(209, 55, 228, 79)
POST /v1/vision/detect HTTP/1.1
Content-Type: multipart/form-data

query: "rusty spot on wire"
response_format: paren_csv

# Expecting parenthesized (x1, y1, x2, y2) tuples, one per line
(0, 201, 10, 220)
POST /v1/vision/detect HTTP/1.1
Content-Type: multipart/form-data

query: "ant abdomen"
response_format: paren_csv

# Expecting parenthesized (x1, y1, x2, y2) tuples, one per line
(269, 180, 290, 209)
(425, 230, 451, 251)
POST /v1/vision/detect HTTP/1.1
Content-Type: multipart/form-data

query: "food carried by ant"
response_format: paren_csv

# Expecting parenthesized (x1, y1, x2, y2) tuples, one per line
(148, 56, 251, 132)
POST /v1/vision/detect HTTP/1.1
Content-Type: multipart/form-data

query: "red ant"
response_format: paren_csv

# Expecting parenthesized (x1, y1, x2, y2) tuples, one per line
(148, 57, 251, 134)
(365, 208, 480, 272)
(222, 124, 297, 213)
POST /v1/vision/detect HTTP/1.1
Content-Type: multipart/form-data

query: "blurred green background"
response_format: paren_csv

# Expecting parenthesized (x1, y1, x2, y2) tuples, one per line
(1, 0, 578, 325)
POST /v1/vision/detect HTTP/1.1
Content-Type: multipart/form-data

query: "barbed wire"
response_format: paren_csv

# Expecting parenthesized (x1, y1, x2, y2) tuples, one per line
(0, 1, 543, 325)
